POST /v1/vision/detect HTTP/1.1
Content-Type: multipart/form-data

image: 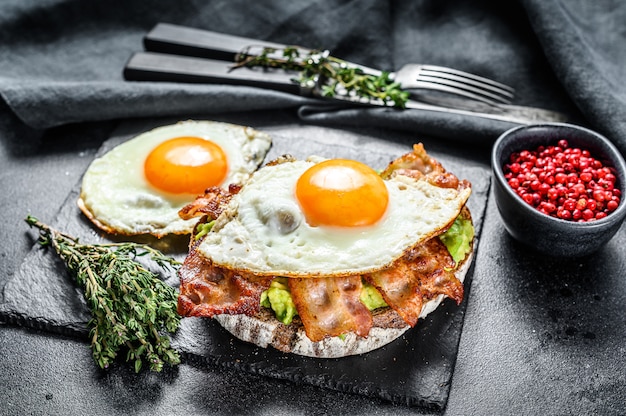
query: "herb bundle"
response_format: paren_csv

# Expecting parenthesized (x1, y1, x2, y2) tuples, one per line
(235, 46, 409, 108)
(25, 215, 181, 373)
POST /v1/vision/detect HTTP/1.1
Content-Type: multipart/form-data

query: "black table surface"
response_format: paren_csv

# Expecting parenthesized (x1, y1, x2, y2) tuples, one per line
(1, 105, 625, 416)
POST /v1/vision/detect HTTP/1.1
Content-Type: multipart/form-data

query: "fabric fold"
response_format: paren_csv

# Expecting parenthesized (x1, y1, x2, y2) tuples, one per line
(0, 81, 309, 129)
(1, 0, 623, 152)
(521, 0, 626, 153)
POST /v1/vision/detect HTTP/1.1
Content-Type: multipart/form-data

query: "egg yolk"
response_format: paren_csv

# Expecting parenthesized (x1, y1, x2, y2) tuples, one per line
(295, 159, 389, 227)
(144, 136, 228, 194)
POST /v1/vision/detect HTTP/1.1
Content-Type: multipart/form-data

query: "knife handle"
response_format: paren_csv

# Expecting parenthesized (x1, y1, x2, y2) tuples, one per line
(143, 23, 302, 61)
(123, 51, 304, 95)
(142, 23, 379, 76)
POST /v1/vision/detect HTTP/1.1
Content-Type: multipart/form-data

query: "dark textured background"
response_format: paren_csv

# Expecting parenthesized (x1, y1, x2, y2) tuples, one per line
(1, 1, 625, 415)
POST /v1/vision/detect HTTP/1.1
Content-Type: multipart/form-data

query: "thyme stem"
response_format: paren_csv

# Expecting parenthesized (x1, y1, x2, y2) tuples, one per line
(25, 215, 181, 373)
(235, 46, 410, 108)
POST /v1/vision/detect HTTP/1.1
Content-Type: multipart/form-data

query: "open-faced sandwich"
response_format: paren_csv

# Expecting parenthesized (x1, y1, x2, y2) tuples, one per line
(177, 144, 474, 358)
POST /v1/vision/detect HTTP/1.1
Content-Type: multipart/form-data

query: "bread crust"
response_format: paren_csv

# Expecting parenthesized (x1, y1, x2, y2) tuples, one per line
(215, 247, 473, 358)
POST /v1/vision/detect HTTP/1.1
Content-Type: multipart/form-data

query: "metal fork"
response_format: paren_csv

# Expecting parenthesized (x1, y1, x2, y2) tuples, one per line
(390, 64, 515, 106)
(143, 23, 515, 106)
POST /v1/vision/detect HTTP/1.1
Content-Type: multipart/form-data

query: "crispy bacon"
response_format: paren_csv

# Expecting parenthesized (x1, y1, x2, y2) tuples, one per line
(381, 143, 467, 190)
(177, 239, 273, 317)
(363, 238, 463, 327)
(288, 276, 372, 342)
(178, 234, 464, 338)
(178, 184, 241, 221)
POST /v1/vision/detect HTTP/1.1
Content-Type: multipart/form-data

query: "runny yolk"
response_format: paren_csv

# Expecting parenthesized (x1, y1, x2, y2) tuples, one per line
(295, 159, 389, 227)
(144, 136, 228, 194)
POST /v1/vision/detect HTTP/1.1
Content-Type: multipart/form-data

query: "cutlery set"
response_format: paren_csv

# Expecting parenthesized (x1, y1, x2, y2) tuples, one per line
(124, 23, 568, 125)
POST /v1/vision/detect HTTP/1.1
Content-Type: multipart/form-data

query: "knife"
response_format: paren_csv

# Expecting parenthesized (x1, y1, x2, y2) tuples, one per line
(142, 23, 401, 77)
(124, 51, 569, 125)
(142, 23, 297, 62)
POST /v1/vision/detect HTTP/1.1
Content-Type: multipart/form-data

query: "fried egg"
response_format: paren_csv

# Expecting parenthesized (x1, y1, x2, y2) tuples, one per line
(78, 120, 272, 237)
(199, 156, 471, 276)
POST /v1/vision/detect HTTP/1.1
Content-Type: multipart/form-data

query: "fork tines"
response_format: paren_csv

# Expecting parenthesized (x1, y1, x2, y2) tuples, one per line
(412, 65, 515, 106)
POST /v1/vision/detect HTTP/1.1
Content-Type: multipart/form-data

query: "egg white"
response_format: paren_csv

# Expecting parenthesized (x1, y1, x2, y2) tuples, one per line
(78, 120, 272, 237)
(199, 157, 471, 276)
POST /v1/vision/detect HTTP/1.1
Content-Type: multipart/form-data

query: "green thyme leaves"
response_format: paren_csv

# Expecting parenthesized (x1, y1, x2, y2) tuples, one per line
(25, 215, 181, 373)
(235, 46, 409, 108)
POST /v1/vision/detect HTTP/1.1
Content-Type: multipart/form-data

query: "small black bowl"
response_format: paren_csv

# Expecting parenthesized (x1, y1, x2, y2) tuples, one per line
(492, 123, 626, 257)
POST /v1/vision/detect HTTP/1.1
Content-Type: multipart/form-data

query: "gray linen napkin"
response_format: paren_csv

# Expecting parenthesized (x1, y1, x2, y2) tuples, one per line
(1, 0, 623, 151)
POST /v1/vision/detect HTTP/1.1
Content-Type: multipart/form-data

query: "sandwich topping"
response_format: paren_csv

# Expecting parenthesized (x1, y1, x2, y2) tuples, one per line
(78, 120, 272, 238)
(177, 144, 473, 343)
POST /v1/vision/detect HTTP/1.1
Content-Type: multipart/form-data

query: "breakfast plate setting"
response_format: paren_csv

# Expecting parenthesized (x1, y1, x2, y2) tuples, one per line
(1, 2, 625, 415)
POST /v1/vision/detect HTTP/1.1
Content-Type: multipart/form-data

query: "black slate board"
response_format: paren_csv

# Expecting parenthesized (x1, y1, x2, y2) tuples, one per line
(1, 118, 490, 410)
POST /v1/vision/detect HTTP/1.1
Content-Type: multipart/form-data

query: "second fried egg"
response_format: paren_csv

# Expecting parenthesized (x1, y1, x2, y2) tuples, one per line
(78, 120, 272, 237)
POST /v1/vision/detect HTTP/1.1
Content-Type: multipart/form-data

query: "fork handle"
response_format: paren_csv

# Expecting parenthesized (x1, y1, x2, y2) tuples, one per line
(143, 23, 301, 61)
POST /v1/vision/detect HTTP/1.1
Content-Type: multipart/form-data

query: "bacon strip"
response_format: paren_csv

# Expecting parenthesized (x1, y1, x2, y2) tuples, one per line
(414, 242, 464, 304)
(177, 240, 272, 317)
(288, 276, 372, 342)
(178, 184, 241, 221)
(381, 143, 468, 190)
(364, 238, 463, 327)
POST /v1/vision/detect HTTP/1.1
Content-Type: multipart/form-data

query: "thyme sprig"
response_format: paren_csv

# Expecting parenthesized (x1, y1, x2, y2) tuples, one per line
(25, 215, 181, 373)
(234, 46, 410, 107)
